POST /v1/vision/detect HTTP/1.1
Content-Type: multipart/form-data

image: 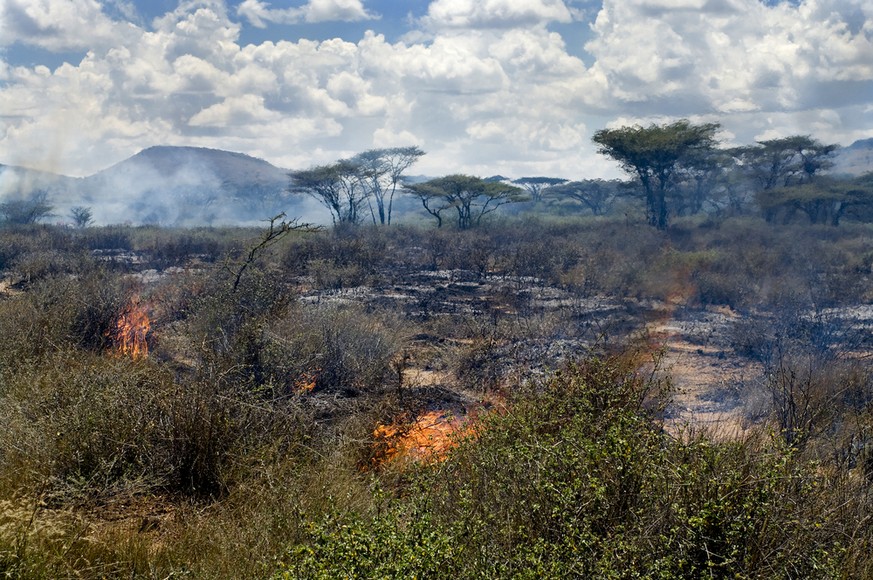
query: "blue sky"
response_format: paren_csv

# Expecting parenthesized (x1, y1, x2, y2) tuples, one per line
(0, 0, 871, 180)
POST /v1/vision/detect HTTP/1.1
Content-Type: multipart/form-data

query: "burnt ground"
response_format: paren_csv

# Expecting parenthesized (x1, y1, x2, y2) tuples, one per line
(12, 247, 870, 437)
(647, 307, 762, 436)
(292, 266, 873, 436)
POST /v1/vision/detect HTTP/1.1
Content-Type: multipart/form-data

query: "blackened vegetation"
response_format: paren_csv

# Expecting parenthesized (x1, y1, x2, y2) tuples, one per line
(1, 217, 873, 576)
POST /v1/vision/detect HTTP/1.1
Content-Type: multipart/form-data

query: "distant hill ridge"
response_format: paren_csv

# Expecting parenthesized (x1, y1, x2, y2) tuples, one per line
(0, 146, 326, 226)
(102, 146, 289, 187)
(1, 139, 871, 226)
(846, 138, 873, 150)
(831, 138, 873, 176)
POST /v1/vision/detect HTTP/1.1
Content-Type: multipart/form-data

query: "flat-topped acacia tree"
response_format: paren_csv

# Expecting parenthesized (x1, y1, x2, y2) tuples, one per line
(289, 147, 425, 226)
(731, 135, 838, 192)
(289, 160, 366, 225)
(349, 146, 425, 225)
(512, 176, 568, 204)
(406, 175, 526, 229)
(593, 120, 720, 230)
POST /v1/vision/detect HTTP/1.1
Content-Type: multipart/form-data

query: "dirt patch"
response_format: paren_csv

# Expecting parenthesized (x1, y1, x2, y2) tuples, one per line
(0, 277, 23, 297)
(647, 306, 760, 438)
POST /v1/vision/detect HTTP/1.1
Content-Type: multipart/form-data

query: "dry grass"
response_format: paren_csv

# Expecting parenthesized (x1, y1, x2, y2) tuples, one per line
(2, 219, 873, 576)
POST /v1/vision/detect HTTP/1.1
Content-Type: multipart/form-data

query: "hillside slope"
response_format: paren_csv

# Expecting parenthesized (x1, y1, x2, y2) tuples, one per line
(81, 146, 315, 225)
(0, 147, 326, 226)
(831, 138, 873, 176)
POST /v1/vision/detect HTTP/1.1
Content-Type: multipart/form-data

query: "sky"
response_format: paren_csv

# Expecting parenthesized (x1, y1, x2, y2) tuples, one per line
(0, 0, 871, 180)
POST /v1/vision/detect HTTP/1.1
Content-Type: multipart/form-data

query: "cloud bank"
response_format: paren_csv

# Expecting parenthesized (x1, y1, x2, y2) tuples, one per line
(0, 0, 870, 182)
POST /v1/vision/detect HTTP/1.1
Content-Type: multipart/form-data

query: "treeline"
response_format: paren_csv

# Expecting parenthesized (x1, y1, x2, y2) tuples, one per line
(288, 121, 872, 231)
(2, 121, 869, 231)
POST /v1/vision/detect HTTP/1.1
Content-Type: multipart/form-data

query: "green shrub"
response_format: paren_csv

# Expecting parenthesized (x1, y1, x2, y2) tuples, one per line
(275, 355, 873, 578)
(276, 508, 458, 579)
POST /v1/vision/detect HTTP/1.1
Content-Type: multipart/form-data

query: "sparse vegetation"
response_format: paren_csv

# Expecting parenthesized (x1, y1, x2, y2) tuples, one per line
(2, 210, 873, 577)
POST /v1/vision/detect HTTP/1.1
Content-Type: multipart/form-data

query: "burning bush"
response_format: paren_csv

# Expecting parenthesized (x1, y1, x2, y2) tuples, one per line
(107, 297, 151, 358)
(371, 409, 466, 467)
(0, 264, 134, 363)
(255, 304, 406, 397)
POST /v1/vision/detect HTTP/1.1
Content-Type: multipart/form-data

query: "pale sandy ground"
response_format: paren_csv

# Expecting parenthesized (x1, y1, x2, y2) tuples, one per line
(660, 338, 760, 438)
(647, 306, 761, 439)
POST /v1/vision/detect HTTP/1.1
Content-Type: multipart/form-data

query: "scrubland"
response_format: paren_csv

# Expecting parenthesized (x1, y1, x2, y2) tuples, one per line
(2, 215, 873, 578)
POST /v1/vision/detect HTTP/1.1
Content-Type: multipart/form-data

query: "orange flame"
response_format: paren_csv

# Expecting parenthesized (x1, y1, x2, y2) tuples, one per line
(110, 298, 150, 359)
(372, 410, 466, 466)
(294, 368, 320, 394)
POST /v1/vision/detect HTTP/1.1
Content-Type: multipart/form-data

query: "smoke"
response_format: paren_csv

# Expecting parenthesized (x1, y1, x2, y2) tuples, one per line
(0, 166, 65, 199)
(0, 147, 331, 227)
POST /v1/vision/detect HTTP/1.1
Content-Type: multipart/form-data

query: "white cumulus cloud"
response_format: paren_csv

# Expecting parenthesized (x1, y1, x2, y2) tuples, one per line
(0, 0, 132, 51)
(583, 0, 873, 143)
(422, 0, 574, 29)
(237, 0, 378, 27)
(0, 0, 870, 181)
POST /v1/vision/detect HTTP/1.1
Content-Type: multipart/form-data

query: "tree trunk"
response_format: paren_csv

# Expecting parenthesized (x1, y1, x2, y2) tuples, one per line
(655, 182, 668, 230)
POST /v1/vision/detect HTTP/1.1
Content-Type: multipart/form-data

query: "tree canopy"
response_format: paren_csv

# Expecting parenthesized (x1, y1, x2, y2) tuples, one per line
(756, 174, 873, 226)
(593, 120, 720, 229)
(512, 177, 568, 204)
(348, 146, 425, 225)
(731, 135, 838, 192)
(288, 161, 367, 225)
(730, 136, 839, 222)
(70, 206, 93, 228)
(406, 175, 526, 229)
(544, 179, 629, 216)
(289, 147, 424, 226)
(0, 191, 54, 225)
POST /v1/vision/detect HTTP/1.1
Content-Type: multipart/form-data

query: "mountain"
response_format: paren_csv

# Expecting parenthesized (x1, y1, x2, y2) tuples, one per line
(91, 146, 287, 192)
(0, 147, 326, 226)
(80, 146, 323, 226)
(0, 163, 80, 198)
(831, 138, 873, 177)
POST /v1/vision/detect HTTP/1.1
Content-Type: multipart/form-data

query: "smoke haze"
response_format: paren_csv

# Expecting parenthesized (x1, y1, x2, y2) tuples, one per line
(0, 146, 329, 226)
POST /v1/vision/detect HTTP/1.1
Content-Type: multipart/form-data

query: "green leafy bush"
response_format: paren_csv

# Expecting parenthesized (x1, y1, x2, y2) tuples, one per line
(275, 355, 873, 578)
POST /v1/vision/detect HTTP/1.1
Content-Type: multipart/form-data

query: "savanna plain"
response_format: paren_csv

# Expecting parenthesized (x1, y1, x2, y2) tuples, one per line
(2, 213, 873, 578)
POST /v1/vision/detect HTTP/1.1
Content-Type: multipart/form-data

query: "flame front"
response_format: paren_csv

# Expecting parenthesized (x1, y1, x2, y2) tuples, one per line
(111, 299, 150, 359)
(372, 410, 465, 467)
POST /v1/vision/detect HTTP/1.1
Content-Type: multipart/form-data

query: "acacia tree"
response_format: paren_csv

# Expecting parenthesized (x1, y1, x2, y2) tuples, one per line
(288, 161, 367, 225)
(70, 206, 93, 228)
(671, 149, 737, 216)
(349, 147, 425, 225)
(756, 175, 873, 226)
(593, 120, 720, 229)
(0, 191, 54, 225)
(732, 135, 837, 192)
(544, 179, 629, 216)
(512, 177, 568, 204)
(731, 136, 838, 222)
(406, 175, 526, 229)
